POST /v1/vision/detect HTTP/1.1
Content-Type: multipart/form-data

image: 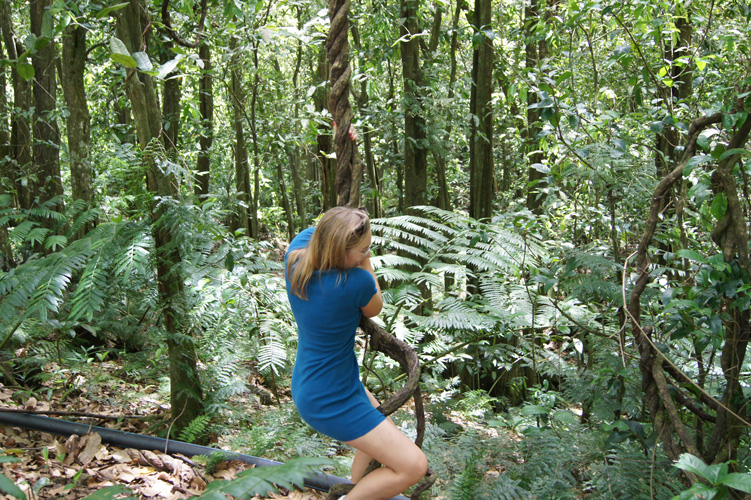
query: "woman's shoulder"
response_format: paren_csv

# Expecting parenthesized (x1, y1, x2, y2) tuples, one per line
(287, 227, 315, 255)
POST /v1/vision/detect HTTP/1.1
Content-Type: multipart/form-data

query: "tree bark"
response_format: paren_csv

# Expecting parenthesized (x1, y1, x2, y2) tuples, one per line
(468, 0, 494, 220)
(116, 0, 204, 433)
(1, 0, 32, 210)
(161, 41, 181, 155)
(312, 44, 335, 212)
(195, 42, 213, 199)
(351, 25, 383, 218)
(229, 36, 251, 236)
(327, 0, 361, 207)
(30, 0, 62, 212)
(0, 30, 10, 270)
(249, 42, 261, 238)
(61, 24, 94, 233)
(400, 0, 428, 210)
(524, 0, 546, 215)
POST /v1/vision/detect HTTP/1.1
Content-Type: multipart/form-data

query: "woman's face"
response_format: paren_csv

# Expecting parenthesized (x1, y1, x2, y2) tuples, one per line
(345, 230, 372, 268)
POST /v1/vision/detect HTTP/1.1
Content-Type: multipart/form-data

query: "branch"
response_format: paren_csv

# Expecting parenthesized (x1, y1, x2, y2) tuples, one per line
(161, 0, 208, 49)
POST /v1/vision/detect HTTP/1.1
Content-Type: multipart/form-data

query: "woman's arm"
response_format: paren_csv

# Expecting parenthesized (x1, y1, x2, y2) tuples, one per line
(359, 256, 383, 318)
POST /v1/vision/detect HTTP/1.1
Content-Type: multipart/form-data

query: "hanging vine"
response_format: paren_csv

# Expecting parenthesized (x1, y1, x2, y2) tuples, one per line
(327, 0, 361, 207)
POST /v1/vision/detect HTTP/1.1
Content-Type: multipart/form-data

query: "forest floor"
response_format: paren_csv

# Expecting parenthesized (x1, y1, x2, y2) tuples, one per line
(0, 364, 332, 500)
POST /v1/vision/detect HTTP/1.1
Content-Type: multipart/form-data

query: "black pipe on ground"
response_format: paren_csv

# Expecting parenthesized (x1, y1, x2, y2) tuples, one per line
(0, 412, 409, 500)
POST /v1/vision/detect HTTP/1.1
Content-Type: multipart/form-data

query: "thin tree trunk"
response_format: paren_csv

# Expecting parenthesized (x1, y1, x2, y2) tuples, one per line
(290, 11, 306, 230)
(116, 0, 204, 433)
(351, 25, 383, 218)
(250, 42, 261, 239)
(524, 0, 545, 215)
(229, 36, 251, 236)
(0, 29, 10, 270)
(400, 0, 428, 210)
(61, 24, 94, 233)
(30, 0, 63, 212)
(1, 0, 32, 210)
(161, 41, 181, 155)
(469, 0, 494, 220)
(195, 42, 213, 199)
(314, 44, 335, 212)
(386, 59, 403, 213)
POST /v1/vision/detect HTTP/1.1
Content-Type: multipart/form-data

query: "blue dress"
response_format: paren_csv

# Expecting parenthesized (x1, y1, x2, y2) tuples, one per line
(285, 228, 386, 441)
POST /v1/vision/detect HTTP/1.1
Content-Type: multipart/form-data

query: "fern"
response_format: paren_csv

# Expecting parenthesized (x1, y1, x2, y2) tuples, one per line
(177, 414, 211, 443)
(195, 457, 333, 499)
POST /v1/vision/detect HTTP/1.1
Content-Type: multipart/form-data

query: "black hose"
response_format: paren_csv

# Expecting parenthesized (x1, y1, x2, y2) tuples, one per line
(0, 412, 409, 500)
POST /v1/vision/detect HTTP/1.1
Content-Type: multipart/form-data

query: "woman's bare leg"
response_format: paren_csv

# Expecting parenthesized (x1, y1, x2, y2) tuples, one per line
(351, 386, 389, 483)
(343, 419, 428, 500)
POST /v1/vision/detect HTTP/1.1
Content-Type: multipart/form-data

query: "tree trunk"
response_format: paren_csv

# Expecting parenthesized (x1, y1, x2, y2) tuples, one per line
(0, 31, 10, 270)
(249, 42, 261, 239)
(524, 0, 545, 215)
(195, 42, 213, 199)
(290, 13, 307, 230)
(312, 44, 335, 212)
(386, 59, 404, 213)
(468, 0, 494, 220)
(161, 41, 181, 155)
(116, 0, 204, 433)
(1, 0, 32, 210)
(229, 36, 251, 236)
(351, 25, 383, 218)
(61, 24, 94, 232)
(400, 0, 428, 210)
(30, 0, 62, 212)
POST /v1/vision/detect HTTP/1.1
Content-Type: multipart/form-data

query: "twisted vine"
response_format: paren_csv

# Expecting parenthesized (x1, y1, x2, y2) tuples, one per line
(327, 0, 361, 207)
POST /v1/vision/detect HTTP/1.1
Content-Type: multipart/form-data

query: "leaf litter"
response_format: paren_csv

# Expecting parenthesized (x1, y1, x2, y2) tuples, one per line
(0, 382, 327, 500)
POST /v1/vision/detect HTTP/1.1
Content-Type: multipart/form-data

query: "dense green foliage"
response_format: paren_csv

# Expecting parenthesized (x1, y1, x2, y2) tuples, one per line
(2, 0, 751, 497)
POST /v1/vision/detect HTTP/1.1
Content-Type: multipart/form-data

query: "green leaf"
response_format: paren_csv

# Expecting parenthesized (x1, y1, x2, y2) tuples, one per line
(710, 193, 728, 221)
(676, 249, 709, 264)
(0, 473, 26, 500)
(132, 52, 153, 71)
(555, 71, 573, 85)
(156, 56, 182, 80)
(683, 154, 713, 175)
(95, 2, 131, 18)
(44, 235, 68, 252)
(719, 472, 751, 493)
(718, 148, 751, 161)
(671, 483, 718, 500)
(110, 37, 130, 57)
(674, 453, 713, 482)
(650, 121, 664, 133)
(0, 457, 21, 464)
(552, 409, 577, 424)
(109, 38, 137, 68)
(81, 484, 135, 499)
(41, 11, 53, 39)
(197, 457, 333, 499)
(111, 53, 137, 68)
(521, 405, 549, 416)
(17, 63, 34, 81)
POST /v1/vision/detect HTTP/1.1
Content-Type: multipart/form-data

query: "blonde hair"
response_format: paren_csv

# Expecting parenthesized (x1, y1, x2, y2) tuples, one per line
(287, 207, 370, 299)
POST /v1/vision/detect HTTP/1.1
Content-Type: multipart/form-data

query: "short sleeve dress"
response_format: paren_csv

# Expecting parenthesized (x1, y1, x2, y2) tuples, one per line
(285, 227, 386, 442)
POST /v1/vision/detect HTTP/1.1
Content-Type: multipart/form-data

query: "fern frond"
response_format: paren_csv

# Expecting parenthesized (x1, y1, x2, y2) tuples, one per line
(197, 457, 333, 499)
(177, 414, 211, 443)
(69, 251, 108, 322)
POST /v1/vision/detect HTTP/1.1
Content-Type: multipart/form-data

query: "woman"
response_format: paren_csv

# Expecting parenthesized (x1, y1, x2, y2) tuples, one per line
(285, 206, 428, 500)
